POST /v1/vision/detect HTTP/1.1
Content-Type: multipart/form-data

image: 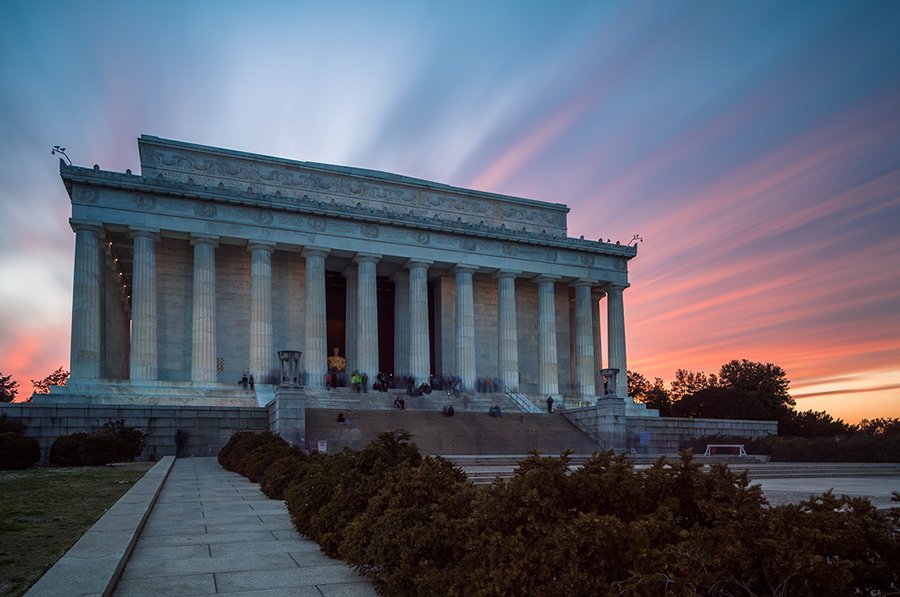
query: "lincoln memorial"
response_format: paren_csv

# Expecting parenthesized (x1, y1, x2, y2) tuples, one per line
(48, 135, 640, 410)
(5, 135, 785, 458)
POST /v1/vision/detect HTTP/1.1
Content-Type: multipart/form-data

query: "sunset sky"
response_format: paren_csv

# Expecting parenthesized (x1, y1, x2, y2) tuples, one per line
(1, 1, 898, 423)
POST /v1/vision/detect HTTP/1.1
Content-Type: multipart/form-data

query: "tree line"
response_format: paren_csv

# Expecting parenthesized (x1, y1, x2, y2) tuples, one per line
(0, 366, 69, 402)
(628, 358, 900, 438)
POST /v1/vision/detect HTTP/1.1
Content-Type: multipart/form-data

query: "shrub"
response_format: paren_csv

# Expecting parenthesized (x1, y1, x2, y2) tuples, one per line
(49, 432, 90, 466)
(100, 420, 146, 461)
(244, 442, 298, 483)
(0, 413, 27, 435)
(218, 431, 286, 473)
(78, 433, 119, 465)
(259, 452, 307, 499)
(0, 432, 41, 469)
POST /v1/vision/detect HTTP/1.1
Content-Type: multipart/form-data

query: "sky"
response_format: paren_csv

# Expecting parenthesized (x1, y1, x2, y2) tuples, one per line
(1, 0, 898, 423)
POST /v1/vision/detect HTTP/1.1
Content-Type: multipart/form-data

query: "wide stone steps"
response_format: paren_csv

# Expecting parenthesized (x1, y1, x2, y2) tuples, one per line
(291, 387, 523, 413)
(304, 408, 600, 455)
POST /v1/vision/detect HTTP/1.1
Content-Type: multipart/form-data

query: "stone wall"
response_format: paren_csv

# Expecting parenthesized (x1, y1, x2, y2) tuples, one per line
(157, 237, 193, 381)
(564, 405, 778, 453)
(0, 403, 267, 464)
(473, 273, 499, 380)
(271, 249, 306, 360)
(216, 244, 252, 383)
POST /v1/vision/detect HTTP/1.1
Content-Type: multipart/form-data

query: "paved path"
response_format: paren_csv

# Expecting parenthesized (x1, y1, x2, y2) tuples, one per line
(114, 457, 376, 596)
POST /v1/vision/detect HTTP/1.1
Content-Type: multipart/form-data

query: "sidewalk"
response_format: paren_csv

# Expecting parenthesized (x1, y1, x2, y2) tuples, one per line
(113, 457, 376, 596)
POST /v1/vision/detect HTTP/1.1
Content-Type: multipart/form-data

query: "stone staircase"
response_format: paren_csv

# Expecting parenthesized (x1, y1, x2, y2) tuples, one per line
(304, 408, 601, 456)
(294, 386, 523, 413)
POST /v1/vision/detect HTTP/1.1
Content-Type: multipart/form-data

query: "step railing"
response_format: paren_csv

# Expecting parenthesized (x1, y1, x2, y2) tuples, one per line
(504, 387, 543, 414)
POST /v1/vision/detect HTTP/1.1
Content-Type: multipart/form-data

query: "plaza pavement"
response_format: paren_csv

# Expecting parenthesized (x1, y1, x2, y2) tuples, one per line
(113, 457, 375, 597)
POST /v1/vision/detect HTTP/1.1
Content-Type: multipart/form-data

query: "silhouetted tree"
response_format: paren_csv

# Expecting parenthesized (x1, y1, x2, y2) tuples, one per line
(718, 359, 794, 415)
(0, 372, 18, 402)
(858, 417, 900, 437)
(643, 377, 672, 416)
(780, 409, 854, 437)
(31, 366, 69, 395)
(671, 387, 772, 420)
(669, 369, 717, 401)
(626, 370, 650, 402)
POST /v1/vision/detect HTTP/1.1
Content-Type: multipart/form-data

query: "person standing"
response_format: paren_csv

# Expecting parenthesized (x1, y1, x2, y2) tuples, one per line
(546, 395, 554, 413)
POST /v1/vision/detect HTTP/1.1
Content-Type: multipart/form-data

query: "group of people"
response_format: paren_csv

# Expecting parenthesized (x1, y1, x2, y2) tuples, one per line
(239, 374, 255, 390)
(476, 377, 502, 393)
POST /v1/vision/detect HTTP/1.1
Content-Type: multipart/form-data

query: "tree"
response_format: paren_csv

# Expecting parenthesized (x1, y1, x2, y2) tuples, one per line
(781, 410, 854, 437)
(669, 369, 717, 402)
(643, 377, 672, 416)
(626, 370, 650, 402)
(858, 418, 900, 437)
(31, 366, 69, 395)
(718, 359, 794, 415)
(671, 387, 772, 420)
(0, 372, 18, 402)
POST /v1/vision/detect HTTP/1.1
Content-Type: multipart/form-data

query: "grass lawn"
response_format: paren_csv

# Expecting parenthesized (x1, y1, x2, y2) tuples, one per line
(0, 462, 154, 596)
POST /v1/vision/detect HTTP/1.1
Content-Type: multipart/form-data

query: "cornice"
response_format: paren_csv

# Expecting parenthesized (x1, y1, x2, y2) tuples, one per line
(60, 163, 638, 260)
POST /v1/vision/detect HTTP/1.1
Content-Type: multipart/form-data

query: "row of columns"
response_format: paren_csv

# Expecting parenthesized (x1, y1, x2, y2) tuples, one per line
(69, 224, 628, 399)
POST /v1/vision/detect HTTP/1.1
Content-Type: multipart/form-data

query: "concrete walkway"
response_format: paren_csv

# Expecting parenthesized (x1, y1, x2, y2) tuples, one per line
(113, 457, 376, 596)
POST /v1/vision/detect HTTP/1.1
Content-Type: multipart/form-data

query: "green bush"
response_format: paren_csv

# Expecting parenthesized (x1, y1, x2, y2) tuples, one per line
(48, 421, 146, 467)
(0, 431, 41, 469)
(223, 434, 900, 595)
(49, 432, 90, 466)
(259, 452, 307, 499)
(78, 433, 119, 465)
(0, 413, 27, 435)
(217, 431, 286, 474)
(99, 420, 146, 461)
(244, 442, 297, 483)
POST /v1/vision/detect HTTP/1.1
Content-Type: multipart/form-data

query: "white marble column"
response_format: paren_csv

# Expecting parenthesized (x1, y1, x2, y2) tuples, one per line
(248, 241, 275, 384)
(303, 248, 329, 388)
(355, 254, 381, 378)
(190, 234, 219, 383)
(536, 275, 559, 396)
(606, 283, 629, 401)
(592, 289, 606, 394)
(344, 265, 358, 378)
(70, 221, 103, 381)
(392, 271, 410, 380)
(496, 271, 519, 392)
(408, 260, 431, 386)
(130, 228, 159, 382)
(574, 280, 597, 396)
(454, 267, 476, 391)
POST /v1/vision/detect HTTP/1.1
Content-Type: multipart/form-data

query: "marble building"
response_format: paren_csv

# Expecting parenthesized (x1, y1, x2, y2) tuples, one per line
(52, 135, 639, 408)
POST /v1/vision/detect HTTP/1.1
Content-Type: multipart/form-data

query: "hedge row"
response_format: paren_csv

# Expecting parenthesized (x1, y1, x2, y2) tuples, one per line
(221, 432, 900, 596)
(682, 434, 900, 462)
(49, 420, 146, 466)
(0, 414, 40, 469)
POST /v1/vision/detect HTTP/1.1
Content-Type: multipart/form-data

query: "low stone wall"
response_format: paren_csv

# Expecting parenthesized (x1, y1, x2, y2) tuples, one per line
(626, 416, 777, 454)
(0, 403, 267, 463)
(564, 405, 777, 453)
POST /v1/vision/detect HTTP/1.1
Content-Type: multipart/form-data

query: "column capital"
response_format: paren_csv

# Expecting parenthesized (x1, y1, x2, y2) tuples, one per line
(70, 219, 104, 234)
(247, 240, 276, 254)
(190, 233, 219, 248)
(572, 278, 596, 289)
(406, 258, 432, 269)
(130, 227, 160, 241)
(452, 265, 477, 276)
(494, 269, 521, 280)
(355, 253, 382, 265)
(302, 247, 330, 259)
(604, 282, 629, 292)
(535, 274, 560, 284)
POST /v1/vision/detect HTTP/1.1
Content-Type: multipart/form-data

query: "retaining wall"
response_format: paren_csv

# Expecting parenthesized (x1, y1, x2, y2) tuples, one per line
(0, 403, 267, 463)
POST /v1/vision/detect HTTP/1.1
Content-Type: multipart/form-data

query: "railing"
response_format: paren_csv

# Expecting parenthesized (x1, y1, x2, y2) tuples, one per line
(503, 387, 543, 414)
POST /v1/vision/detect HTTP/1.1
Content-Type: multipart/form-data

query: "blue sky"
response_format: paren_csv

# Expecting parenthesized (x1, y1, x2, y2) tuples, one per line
(1, 0, 898, 421)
